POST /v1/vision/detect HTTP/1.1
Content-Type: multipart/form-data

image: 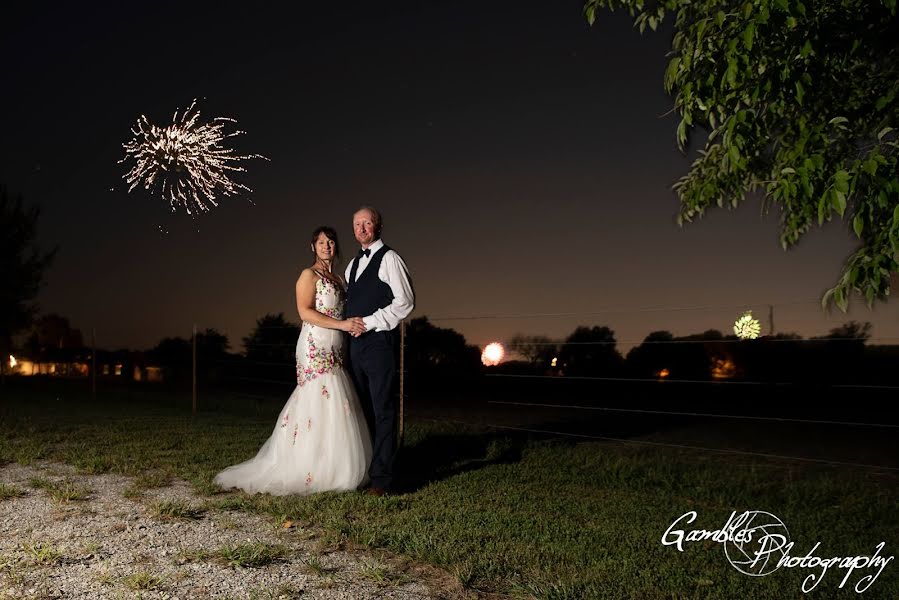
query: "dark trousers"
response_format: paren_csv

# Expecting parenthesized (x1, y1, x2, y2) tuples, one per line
(349, 330, 397, 490)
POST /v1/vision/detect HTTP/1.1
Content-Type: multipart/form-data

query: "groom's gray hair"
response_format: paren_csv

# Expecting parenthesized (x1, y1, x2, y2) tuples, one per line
(354, 205, 382, 235)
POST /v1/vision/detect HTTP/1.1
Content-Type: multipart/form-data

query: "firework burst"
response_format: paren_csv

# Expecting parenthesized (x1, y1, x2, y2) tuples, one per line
(733, 311, 761, 340)
(481, 342, 505, 366)
(120, 99, 267, 215)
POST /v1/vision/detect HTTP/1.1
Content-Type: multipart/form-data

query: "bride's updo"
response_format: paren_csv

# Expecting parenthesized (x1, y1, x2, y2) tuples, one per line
(311, 225, 341, 263)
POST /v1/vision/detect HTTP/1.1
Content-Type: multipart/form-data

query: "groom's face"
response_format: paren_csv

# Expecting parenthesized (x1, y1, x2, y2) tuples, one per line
(353, 209, 378, 247)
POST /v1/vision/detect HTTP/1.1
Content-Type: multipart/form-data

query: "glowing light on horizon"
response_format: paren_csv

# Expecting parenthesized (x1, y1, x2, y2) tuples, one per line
(711, 357, 737, 379)
(734, 311, 761, 340)
(120, 99, 267, 216)
(481, 342, 505, 366)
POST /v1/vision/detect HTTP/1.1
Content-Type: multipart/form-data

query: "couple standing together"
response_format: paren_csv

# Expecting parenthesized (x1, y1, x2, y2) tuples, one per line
(215, 206, 414, 497)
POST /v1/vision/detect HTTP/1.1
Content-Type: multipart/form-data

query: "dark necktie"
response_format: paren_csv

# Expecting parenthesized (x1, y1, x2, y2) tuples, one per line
(357, 248, 371, 259)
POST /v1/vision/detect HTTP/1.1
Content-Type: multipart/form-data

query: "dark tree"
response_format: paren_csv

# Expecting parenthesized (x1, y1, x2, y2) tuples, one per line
(0, 187, 57, 360)
(405, 317, 481, 378)
(558, 326, 624, 377)
(509, 334, 558, 370)
(25, 314, 84, 354)
(148, 336, 192, 381)
(625, 330, 675, 377)
(196, 328, 230, 358)
(627, 329, 727, 380)
(242, 313, 300, 382)
(741, 332, 806, 383)
(190, 328, 232, 384)
(820, 320, 872, 341)
(809, 320, 872, 383)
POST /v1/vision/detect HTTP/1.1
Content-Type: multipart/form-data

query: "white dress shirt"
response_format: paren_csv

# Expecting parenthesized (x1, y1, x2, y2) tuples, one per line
(344, 239, 415, 332)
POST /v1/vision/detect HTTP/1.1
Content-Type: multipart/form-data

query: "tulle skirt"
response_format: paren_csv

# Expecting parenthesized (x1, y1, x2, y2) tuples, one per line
(214, 367, 372, 496)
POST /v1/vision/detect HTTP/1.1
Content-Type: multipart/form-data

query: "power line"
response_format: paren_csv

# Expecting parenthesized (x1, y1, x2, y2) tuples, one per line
(427, 299, 821, 322)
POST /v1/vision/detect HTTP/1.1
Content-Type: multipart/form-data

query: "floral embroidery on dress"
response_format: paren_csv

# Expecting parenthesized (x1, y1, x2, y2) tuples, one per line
(292, 423, 299, 445)
(343, 399, 350, 416)
(315, 278, 345, 319)
(280, 413, 289, 428)
(297, 333, 343, 386)
(305, 472, 313, 486)
(321, 384, 330, 399)
(307, 418, 312, 431)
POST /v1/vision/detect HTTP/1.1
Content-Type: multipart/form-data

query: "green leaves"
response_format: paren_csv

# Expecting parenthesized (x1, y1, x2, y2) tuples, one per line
(831, 189, 847, 217)
(862, 159, 878, 176)
(675, 118, 686, 145)
(743, 22, 755, 50)
(584, 0, 899, 309)
(664, 57, 681, 91)
(800, 39, 813, 58)
(834, 170, 850, 193)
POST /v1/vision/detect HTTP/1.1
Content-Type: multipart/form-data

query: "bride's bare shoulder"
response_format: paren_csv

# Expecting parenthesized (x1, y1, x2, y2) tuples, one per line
(296, 268, 320, 285)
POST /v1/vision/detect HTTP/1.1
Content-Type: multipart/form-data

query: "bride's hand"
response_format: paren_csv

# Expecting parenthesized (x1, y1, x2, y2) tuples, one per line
(342, 317, 366, 336)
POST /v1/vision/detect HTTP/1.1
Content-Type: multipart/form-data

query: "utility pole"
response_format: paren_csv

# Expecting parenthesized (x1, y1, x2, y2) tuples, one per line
(768, 304, 775, 336)
(91, 328, 97, 399)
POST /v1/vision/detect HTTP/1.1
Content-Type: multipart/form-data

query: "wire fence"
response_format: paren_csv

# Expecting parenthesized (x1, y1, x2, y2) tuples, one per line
(9, 298, 897, 472)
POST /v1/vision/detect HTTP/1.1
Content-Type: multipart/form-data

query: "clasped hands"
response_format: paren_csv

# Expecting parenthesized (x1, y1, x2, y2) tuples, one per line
(343, 317, 367, 337)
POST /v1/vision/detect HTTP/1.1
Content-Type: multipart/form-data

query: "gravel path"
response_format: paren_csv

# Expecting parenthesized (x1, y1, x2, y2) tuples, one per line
(0, 462, 465, 600)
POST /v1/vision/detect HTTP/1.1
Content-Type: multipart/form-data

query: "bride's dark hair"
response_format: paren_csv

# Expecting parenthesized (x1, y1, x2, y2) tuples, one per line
(310, 226, 341, 264)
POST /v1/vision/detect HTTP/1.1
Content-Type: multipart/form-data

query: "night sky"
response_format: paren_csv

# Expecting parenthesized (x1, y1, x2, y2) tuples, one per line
(4, 0, 897, 354)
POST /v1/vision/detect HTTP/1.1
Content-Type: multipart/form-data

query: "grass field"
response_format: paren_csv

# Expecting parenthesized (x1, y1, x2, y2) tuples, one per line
(1, 381, 897, 599)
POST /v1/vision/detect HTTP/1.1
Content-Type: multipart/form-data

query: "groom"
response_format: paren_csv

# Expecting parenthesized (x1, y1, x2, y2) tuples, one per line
(345, 205, 414, 496)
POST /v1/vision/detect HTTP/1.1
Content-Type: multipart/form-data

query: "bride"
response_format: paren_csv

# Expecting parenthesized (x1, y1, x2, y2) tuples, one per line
(214, 226, 372, 495)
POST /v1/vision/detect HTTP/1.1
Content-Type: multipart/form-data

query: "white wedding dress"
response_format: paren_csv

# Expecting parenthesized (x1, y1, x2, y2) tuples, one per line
(214, 277, 372, 495)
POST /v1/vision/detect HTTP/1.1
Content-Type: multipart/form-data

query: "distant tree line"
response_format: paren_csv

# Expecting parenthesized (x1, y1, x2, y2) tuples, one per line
(10, 308, 897, 388)
(503, 321, 896, 385)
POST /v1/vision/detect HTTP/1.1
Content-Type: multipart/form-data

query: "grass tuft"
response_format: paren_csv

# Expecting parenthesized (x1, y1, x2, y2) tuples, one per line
(303, 555, 337, 577)
(24, 476, 91, 503)
(21, 540, 63, 565)
(358, 560, 408, 586)
(215, 542, 291, 568)
(47, 479, 92, 503)
(150, 499, 205, 520)
(26, 476, 54, 490)
(122, 570, 164, 591)
(0, 483, 25, 500)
